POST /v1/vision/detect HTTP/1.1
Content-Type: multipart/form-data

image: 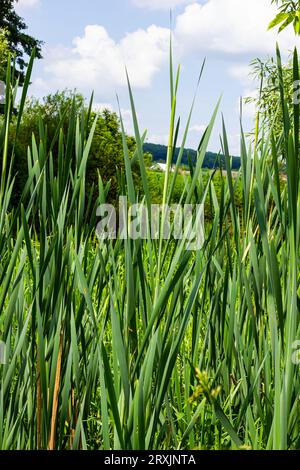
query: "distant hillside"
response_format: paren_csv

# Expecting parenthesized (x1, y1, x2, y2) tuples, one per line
(143, 143, 241, 170)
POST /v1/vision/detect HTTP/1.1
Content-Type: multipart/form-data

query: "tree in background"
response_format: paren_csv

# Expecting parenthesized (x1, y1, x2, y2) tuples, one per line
(88, 108, 136, 204)
(245, 0, 299, 152)
(0, 29, 9, 115)
(269, 0, 300, 35)
(245, 54, 295, 145)
(0, 0, 43, 82)
(0, 28, 10, 81)
(8, 90, 138, 206)
(14, 90, 85, 145)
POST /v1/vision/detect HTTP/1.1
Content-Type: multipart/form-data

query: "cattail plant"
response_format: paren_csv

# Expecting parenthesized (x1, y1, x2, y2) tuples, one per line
(0, 43, 299, 450)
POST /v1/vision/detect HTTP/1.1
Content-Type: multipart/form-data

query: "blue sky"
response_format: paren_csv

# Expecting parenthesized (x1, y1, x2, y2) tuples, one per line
(15, 0, 300, 154)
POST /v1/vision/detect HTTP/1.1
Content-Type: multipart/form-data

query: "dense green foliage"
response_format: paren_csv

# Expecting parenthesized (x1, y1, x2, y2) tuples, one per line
(0, 44, 299, 451)
(246, 54, 299, 146)
(5, 90, 137, 207)
(0, 28, 9, 81)
(0, 0, 43, 81)
(147, 169, 243, 220)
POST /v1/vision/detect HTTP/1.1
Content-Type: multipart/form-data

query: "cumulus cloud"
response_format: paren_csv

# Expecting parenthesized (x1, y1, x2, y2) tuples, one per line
(15, 0, 40, 9)
(175, 0, 300, 55)
(240, 89, 258, 120)
(189, 124, 206, 133)
(31, 0, 300, 99)
(92, 102, 114, 113)
(146, 134, 170, 145)
(228, 64, 252, 84)
(33, 24, 170, 94)
(227, 66, 260, 120)
(82, 102, 135, 133)
(132, 0, 193, 10)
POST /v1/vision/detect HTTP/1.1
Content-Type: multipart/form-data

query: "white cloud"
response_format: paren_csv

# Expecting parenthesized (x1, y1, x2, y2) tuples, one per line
(30, 0, 300, 106)
(227, 133, 241, 156)
(92, 102, 114, 113)
(92, 103, 134, 134)
(119, 108, 135, 134)
(175, 0, 300, 55)
(15, 0, 40, 9)
(240, 89, 257, 120)
(34, 24, 170, 94)
(242, 102, 256, 121)
(228, 64, 252, 86)
(132, 0, 193, 10)
(147, 134, 170, 145)
(189, 124, 206, 133)
(228, 66, 257, 120)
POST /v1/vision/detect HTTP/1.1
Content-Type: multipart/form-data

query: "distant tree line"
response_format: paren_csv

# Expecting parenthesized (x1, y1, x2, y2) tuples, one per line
(143, 143, 241, 170)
